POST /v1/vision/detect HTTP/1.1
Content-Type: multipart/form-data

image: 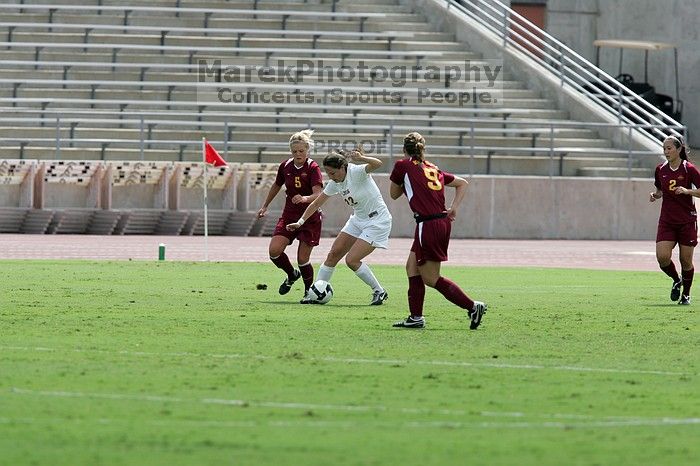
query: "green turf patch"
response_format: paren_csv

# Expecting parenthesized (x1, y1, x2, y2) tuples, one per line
(0, 261, 698, 466)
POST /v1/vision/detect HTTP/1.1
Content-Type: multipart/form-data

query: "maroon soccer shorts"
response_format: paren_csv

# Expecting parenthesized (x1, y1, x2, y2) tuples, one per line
(411, 217, 451, 265)
(656, 220, 698, 247)
(273, 216, 322, 246)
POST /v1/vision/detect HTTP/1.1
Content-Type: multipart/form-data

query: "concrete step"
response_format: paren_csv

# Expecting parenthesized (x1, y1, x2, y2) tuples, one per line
(576, 166, 652, 178)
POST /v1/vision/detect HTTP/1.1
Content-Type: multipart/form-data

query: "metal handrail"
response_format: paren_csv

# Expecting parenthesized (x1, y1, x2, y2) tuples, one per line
(445, 0, 684, 143)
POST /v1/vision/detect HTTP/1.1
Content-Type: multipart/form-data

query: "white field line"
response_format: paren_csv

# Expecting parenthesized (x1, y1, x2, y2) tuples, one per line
(1, 416, 699, 430)
(4, 389, 700, 430)
(0, 345, 689, 377)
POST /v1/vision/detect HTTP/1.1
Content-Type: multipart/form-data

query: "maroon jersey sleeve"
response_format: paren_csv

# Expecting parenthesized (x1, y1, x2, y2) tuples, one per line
(654, 164, 662, 190)
(390, 159, 408, 185)
(442, 171, 455, 186)
(688, 163, 700, 188)
(309, 160, 323, 188)
(274, 161, 285, 187)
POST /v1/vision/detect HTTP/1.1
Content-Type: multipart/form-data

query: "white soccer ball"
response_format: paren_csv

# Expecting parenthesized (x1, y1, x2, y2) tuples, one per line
(309, 279, 334, 304)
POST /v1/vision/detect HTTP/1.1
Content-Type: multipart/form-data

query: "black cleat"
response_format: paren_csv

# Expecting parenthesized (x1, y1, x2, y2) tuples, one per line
(671, 279, 683, 302)
(370, 289, 388, 306)
(469, 301, 487, 330)
(678, 295, 691, 305)
(279, 269, 301, 295)
(392, 315, 425, 328)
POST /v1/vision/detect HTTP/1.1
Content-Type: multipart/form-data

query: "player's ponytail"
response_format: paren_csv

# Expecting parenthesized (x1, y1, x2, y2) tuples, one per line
(403, 132, 426, 161)
(290, 129, 315, 150)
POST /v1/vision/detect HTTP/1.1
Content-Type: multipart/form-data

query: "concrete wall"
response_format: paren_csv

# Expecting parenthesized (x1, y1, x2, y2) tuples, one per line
(250, 174, 659, 240)
(546, 0, 699, 146)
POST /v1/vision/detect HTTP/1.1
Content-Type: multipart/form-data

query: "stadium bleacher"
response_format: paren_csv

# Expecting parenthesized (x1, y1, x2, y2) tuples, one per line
(0, 0, 678, 235)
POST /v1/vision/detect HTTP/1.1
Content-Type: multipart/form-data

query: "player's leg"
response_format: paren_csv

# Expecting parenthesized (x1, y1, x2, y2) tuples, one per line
(295, 218, 323, 303)
(269, 231, 299, 295)
(656, 240, 682, 301)
(676, 221, 697, 305)
(347, 218, 391, 305)
(392, 251, 425, 328)
(296, 241, 315, 295)
(345, 238, 387, 305)
(317, 231, 356, 282)
(419, 218, 486, 329)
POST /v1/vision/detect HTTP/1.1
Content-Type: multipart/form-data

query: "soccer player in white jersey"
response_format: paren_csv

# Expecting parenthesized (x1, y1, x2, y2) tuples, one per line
(287, 147, 391, 305)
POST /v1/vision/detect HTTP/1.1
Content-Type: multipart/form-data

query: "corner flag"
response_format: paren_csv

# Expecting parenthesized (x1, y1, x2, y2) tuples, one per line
(204, 139, 227, 166)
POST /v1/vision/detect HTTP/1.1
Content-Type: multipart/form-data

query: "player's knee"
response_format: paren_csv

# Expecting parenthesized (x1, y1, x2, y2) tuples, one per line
(345, 256, 361, 271)
(656, 253, 672, 265)
(422, 276, 438, 288)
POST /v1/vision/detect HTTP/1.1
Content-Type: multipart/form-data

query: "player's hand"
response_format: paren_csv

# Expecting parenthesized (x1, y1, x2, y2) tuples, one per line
(291, 194, 306, 204)
(286, 222, 300, 231)
(675, 187, 689, 195)
(446, 208, 457, 221)
(257, 206, 268, 218)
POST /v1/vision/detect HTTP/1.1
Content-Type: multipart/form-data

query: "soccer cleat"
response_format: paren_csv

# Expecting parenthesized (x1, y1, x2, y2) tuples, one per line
(370, 289, 388, 306)
(671, 279, 683, 301)
(392, 315, 425, 328)
(299, 291, 317, 304)
(279, 269, 301, 295)
(469, 301, 487, 330)
(678, 295, 691, 305)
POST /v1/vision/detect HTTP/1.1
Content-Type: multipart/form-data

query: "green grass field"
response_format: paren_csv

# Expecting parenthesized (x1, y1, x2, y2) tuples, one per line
(1, 260, 698, 466)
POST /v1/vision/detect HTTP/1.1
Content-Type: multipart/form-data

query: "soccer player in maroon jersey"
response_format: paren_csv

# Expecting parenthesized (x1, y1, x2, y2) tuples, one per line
(649, 135, 699, 305)
(257, 130, 324, 300)
(389, 132, 487, 329)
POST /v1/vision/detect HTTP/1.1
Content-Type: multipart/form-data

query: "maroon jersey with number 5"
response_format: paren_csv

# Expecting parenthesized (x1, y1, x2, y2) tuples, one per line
(389, 158, 455, 216)
(274, 158, 323, 223)
(654, 160, 700, 224)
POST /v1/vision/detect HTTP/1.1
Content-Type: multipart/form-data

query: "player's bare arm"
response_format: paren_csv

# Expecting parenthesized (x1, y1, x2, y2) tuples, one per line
(291, 184, 323, 204)
(258, 183, 282, 218)
(345, 147, 383, 173)
(446, 176, 468, 219)
(674, 186, 700, 197)
(287, 192, 330, 231)
(389, 181, 404, 200)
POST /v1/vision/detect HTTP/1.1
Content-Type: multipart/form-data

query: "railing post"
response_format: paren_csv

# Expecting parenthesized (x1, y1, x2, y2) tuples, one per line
(55, 116, 61, 159)
(627, 124, 633, 179)
(139, 116, 145, 160)
(388, 122, 394, 164)
(549, 124, 554, 177)
(470, 122, 475, 176)
(617, 92, 623, 123)
(224, 120, 229, 157)
(558, 46, 565, 87)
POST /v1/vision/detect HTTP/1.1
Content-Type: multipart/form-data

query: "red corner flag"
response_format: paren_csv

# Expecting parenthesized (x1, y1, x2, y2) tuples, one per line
(203, 139, 227, 167)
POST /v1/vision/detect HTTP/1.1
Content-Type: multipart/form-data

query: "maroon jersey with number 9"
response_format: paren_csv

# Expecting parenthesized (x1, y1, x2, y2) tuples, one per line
(390, 158, 455, 216)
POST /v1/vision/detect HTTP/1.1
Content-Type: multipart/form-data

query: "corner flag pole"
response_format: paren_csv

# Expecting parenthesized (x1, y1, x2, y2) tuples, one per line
(202, 137, 209, 262)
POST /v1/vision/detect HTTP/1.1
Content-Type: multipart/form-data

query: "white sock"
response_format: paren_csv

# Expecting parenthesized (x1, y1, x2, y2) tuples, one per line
(355, 263, 382, 291)
(317, 264, 335, 282)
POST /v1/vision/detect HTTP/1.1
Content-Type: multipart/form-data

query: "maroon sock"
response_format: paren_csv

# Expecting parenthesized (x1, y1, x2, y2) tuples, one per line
(299, 262, 314, 292)
(660, 262, 681, 282)
(408, 275, 425, 317)
(682, 268, 694, 297)
(270, 253, 295, 278)
(434, 276, 474, 311)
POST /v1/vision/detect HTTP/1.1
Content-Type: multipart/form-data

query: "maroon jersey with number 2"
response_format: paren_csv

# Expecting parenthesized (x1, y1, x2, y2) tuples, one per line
(654, 159, 700, 246)
(390, 158, 456, 264)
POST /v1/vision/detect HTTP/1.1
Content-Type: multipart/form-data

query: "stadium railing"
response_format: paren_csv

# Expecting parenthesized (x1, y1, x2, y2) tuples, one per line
(444, 0, 684, 144)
